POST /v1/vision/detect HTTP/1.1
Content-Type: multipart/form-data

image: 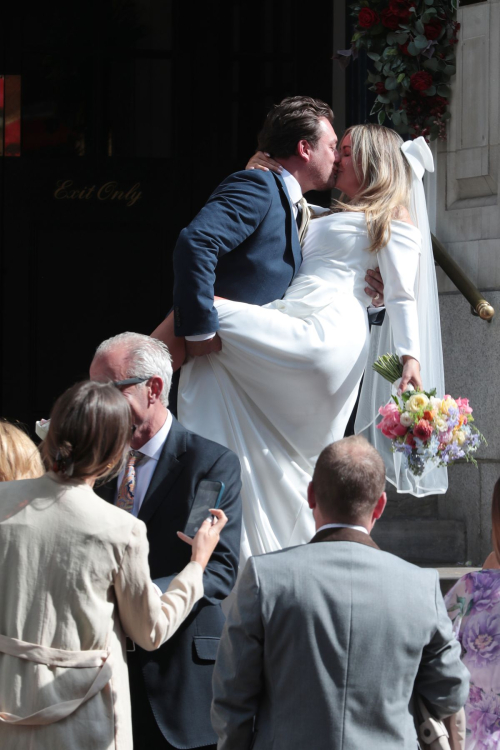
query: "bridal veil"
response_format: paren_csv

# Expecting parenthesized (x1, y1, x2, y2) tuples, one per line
(355, 136, 448, 496)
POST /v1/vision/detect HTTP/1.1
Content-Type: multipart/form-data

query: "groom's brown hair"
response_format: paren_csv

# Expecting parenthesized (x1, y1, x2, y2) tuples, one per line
(313, 436, 386, 523)
(257, 96, 334, 159)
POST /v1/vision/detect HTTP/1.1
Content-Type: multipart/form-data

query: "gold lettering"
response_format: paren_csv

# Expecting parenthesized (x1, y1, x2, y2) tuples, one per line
(54, 179, 74, 199)
(97, 181, 118, 201)
(55, 180, 142, 206)
(125, 183, 142, 207)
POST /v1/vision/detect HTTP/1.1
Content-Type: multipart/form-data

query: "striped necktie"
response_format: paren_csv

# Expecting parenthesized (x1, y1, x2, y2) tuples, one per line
(116, 450, 145, 513)
(296, 197, 310, 243)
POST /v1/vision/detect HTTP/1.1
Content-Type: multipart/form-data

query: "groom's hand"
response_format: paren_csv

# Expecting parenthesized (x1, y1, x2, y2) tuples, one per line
(185, 335, 222, 357)
(365, 267, 385, 307)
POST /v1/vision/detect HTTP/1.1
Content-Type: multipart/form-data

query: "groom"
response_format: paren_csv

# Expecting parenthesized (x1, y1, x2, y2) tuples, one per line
(166, 95, 383, 356)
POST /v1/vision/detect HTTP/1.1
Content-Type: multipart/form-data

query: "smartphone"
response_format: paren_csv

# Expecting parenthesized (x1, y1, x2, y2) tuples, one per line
(184, 480, 225, 537)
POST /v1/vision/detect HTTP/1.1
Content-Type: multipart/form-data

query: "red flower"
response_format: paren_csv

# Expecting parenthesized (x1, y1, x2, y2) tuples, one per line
(410, 71, 433, 91)
(375, 82, 387, 94)
(414, 419, 434, 441)
(424, 20, 443, 40)
(406, 433, 416, 448)
(358, 8, 380, 28)
(381, 7, 401, 29)
(389, 0, 413, 20)
(399, 41, 410, 55)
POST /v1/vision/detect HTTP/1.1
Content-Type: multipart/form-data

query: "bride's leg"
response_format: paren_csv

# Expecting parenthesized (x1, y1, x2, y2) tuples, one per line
(151, 312, 186, 372)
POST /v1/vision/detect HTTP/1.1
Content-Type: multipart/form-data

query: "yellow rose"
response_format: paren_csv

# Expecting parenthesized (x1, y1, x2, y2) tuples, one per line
(453, 430, 466, 446)
(407, 393, 429, 413)
(434, 416, 449, 432)
(441, 397, 458, 415)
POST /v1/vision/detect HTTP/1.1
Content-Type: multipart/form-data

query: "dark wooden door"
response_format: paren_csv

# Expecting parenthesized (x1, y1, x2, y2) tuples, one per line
(0, 0, 333, 429)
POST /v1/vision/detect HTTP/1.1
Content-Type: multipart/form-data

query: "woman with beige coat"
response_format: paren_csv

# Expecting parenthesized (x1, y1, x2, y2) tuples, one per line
(0, 380, 227, 750)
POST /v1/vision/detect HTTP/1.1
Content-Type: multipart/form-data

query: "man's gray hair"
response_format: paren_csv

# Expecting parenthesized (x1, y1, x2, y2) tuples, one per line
(94, 332, 173, 407)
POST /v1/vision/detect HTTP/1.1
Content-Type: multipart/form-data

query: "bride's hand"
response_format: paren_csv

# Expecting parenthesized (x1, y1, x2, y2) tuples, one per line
(399, 356, 422, 394)
(246, 151, 283, 174)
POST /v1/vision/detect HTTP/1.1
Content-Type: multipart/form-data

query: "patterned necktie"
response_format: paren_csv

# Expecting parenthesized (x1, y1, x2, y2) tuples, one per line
(116, 450, 145, 513)
(296, 197, 311, 243)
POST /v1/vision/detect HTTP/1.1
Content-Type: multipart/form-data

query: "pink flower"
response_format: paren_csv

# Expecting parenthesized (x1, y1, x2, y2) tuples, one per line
(456, 397, 473, 416)
(377, 403, 408, 438)
(414, 419, 433, 441)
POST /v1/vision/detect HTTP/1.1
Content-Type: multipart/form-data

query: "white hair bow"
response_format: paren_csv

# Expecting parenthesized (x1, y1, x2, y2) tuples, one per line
(401, 136, 434, 179)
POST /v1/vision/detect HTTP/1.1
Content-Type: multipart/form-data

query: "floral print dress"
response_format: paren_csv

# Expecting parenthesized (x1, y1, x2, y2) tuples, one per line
(445, 570, 500, 749)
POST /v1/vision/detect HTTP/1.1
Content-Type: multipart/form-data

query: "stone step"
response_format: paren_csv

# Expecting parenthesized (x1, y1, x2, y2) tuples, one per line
(371, 518, 466, 565)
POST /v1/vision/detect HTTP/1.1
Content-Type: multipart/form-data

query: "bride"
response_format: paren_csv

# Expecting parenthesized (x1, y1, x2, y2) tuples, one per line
(157, 125, 446, 563)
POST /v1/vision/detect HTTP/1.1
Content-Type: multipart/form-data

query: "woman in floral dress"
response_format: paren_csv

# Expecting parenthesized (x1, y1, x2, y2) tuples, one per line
(445, 477, 500, 749)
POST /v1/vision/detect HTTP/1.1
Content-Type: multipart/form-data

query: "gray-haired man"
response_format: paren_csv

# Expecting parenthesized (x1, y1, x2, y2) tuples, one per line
(90, 332, 242, 750)
(212, 435, 469, 750)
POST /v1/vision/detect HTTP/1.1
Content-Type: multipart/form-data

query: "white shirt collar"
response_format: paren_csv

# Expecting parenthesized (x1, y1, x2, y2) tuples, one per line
(280, 168, 303, 207)
(138, 411, 172, 461)
(316, 522, 369, 535)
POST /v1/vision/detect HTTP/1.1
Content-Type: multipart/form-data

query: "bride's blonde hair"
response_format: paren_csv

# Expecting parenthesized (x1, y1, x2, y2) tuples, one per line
(333, 123, 412, 253)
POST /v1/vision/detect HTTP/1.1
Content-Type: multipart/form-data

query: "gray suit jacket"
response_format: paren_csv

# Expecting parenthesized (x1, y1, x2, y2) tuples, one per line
(211, 528, 469, 750)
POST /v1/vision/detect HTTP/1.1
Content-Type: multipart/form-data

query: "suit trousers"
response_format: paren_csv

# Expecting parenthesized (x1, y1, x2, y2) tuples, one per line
(129, 654, 216, 750)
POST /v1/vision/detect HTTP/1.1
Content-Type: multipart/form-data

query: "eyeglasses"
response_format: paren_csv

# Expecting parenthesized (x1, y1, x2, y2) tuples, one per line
(112, 377, 149, 388)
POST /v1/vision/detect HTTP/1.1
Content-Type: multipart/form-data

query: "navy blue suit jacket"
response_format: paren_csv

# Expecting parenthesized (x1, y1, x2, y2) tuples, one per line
(173, 169, 302, 337)
(96, 417, 242, 749)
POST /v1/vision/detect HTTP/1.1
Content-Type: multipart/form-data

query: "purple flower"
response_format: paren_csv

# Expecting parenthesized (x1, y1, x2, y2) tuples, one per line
(466, 692, 500, 746)
(463, 611, 500, 668)
(469, 683, 483, 706)
(472, 572, 500, 612)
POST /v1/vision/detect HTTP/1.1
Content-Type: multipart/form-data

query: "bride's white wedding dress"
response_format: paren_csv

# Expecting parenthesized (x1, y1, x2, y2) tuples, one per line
(178, 211, 421, 563)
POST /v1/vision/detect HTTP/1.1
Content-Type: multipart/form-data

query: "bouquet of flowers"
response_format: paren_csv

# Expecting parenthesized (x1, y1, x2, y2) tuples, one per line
(374, 354, 486, 476)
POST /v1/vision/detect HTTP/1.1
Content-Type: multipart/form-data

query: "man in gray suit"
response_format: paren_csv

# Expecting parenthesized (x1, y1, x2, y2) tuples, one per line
(211, 436, 469, 750)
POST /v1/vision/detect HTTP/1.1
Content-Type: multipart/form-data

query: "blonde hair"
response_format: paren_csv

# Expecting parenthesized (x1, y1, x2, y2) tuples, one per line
(333, 123, 412, 253)
(0, 421, 45, 481)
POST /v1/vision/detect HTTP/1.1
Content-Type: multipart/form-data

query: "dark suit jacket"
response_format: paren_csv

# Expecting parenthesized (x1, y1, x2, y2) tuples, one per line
(97, 416, 242, 749)
(172, 169, 302, 337)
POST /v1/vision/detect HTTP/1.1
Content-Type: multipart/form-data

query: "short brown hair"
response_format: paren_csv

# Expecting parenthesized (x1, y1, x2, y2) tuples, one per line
(0, 421, 45, 481)
(312, 436, 386, 523)
(42, 380, 131, 483)
(257, 96, 334, 159)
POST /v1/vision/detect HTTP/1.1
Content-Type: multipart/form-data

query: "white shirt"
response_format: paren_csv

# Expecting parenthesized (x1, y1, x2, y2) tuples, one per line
(187, 168, 304, 342)
(316, 522, 369, 535)
(280, 168, 303, 217)
(115, 411, 173, 517)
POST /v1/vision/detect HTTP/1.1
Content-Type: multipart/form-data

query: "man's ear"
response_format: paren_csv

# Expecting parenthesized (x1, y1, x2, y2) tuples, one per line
(307, 481, 317, 510)
(149, 376, 164, 403)
(296, 139, 313, 162)
(372, 492, 387, 522)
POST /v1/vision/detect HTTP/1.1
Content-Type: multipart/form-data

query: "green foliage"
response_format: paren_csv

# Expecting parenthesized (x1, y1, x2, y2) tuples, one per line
(347, 0, 460, 140)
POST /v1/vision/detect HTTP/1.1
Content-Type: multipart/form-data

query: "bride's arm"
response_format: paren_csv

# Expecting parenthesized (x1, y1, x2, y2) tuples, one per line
(376, 225, 422, 393)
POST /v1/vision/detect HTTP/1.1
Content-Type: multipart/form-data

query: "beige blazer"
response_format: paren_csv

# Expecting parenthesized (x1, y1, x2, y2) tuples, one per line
(0, 472, 203, 750)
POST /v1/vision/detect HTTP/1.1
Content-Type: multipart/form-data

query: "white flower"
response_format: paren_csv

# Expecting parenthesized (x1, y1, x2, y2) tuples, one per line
(400, 412, 414, 427)
(430, 397, 442, 412)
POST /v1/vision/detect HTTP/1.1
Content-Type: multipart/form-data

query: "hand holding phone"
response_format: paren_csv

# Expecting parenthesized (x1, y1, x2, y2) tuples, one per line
(177, 508, 228, 569)
(183, 480, 225, 538)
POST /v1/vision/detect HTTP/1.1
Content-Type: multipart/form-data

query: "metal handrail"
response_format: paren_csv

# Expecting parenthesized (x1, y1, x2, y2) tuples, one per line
(432, 234, 495, 321)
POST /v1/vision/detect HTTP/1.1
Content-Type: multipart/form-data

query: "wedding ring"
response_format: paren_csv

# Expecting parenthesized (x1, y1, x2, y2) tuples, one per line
(374, 293, 380, 301)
